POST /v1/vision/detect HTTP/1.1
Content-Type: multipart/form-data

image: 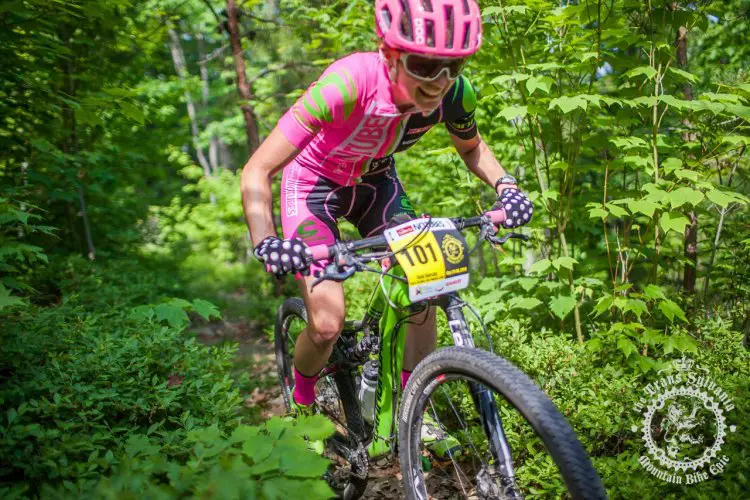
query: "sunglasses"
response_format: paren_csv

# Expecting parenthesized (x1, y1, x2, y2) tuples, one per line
(399, 53, 468, 82)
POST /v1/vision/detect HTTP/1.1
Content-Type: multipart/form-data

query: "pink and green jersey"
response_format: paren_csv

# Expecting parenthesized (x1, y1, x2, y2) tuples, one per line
(279, 51, 478, 271)
(278, 51, 478, 186)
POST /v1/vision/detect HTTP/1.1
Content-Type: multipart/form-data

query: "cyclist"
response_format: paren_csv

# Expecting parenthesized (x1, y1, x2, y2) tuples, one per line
(241, 0, 533, 457)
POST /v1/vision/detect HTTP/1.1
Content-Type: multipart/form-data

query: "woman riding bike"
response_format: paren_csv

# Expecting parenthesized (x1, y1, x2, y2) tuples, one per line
(240, 0, 534, 456)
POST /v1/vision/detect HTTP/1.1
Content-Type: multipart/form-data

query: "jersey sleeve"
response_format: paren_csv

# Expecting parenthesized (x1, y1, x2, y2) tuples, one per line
(444, 75, 478, 141)
(278, 60, 359, 150)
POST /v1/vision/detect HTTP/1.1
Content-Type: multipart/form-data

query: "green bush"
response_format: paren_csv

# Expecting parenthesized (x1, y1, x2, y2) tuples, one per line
(0, 257, 333, 498)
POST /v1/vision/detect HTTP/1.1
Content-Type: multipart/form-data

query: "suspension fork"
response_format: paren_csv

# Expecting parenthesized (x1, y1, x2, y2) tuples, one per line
(440, 294, 519, 485)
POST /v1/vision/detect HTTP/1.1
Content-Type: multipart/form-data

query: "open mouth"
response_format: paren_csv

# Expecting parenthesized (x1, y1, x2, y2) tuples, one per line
(417, 87, 442, 100)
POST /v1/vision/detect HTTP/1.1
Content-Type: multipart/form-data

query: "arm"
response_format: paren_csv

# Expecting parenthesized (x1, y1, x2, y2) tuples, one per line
(450, 133, 516, 196)
(240, 125, 303, 245)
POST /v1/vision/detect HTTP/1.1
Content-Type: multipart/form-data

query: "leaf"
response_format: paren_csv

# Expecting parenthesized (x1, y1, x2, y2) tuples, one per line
(725, 104, 750, 121)
(606, 203, 628, 218)
(541, 189, 559, 201)
(588, 207, 607, 219)
(549, 295, 576, 320)
(666, 187, 704, 209)
(624, 299, 648, 320)
(668, 67, 697, 83)
(658, 299, 687, 323)
(154, 303, 189, 329)
(526, 76, 555, 95)
(529, 259, 551, 274)
(660, 212, 690, 235)
(706, 189, 740, 208)
(191, 299, 221, 321)
(295, 414, 336, 441)
(662, 157, 682, 171)
(119, 101, 145, 125)
(672, 334, 698, 353)
(617, 336, 637, 358)
(509, 297, 542, 310)
(0, 284, 24, 310)
(627, 199, 659, 218)
(549, 95, 587, 114)
(279, 446, 331, 477)
(552, 256, 578, 271)
(592, 296, 613, 317)
(642, 284, 666, 301)
(498, 106, 528, 121)
(516, 277, 537, 292)
(241, 434, 275, 463)
(658, 94, 687, 110)
(623, 66, 658, 80)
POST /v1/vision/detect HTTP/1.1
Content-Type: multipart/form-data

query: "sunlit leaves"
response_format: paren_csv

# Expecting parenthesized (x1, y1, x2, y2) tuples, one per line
(666, 187, 704, 209)
(659, 212, 690, 235)
(549, 295, 576, 320)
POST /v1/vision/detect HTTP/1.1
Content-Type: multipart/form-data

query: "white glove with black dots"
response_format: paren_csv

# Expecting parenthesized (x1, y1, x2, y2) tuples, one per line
(253, 236, 313, 277)
(492, 187, 534, 228)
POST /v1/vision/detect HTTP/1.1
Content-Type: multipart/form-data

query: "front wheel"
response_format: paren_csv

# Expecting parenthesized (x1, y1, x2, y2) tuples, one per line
(399, 347, 607, 500)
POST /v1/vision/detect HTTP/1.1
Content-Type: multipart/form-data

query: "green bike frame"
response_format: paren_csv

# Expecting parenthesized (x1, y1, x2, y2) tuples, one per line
(364, 265, 417, 458)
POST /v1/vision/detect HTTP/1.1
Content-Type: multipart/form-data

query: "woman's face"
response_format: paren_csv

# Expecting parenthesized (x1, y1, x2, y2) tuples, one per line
(384, 47, 455, 113)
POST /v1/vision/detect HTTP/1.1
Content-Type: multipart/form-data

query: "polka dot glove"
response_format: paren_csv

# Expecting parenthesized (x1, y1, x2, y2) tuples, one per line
(493, 187, 534, 228)
(253, 236, 313, 277)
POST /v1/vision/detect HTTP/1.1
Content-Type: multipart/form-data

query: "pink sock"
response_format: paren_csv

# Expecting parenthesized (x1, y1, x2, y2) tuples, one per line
(293, 366, 317, 406)
(401, 370, 412, 390)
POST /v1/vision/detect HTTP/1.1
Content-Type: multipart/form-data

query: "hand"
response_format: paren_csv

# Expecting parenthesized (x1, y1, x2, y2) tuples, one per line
(492, 187, 534, 228)
(254, 236, 313, 277)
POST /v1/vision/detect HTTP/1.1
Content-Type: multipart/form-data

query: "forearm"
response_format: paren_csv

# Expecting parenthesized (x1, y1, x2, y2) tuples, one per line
(240, 126, 302, 247)
(458, 136, 508, 195)
(241, 164, 276, 245)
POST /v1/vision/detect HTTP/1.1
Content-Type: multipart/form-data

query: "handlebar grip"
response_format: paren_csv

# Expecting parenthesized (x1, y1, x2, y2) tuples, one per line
(486, 209, 507, 225)
(309, 244, 331, 262)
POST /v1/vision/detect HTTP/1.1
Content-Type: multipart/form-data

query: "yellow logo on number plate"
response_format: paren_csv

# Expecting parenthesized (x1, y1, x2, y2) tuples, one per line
(441, 234, 464, 264)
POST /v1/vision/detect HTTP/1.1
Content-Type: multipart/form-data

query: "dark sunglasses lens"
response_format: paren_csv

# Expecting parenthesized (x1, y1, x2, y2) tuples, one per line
(405, 55, 444, 79)
(405, 55, 467, 79)
(446, 58, 467, 77)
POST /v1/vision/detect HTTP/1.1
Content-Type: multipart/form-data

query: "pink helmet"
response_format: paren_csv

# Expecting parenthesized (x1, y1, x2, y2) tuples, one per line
(374, 0, 483, 58)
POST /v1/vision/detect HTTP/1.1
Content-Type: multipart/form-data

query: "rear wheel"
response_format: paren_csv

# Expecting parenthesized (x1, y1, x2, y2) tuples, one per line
(274, 298, 368, 499)
(399, 347, 607, 500)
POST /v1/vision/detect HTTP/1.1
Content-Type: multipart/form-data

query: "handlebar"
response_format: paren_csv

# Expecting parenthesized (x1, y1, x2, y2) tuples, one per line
(309, 208, 510, 262)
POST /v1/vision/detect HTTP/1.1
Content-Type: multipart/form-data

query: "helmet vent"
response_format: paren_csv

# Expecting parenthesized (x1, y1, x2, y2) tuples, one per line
(420, 0, 433, 13)
(399, 0, 414, 41)
(462, 21, 472, 49)
(461, 0, 470, 15)
(425, 19, 435, 47)
(444, 5, 454, 48)
(379, 7, 392, 31)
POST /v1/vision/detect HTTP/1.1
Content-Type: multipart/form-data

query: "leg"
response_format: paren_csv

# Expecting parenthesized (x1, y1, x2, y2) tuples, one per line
(402, 306, 437, 373)
(293, 276, 346, 378)
(280, 164, 352, 405)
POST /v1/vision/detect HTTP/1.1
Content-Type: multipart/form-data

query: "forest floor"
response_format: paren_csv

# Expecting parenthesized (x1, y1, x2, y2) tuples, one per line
(193, 315, 409, 499)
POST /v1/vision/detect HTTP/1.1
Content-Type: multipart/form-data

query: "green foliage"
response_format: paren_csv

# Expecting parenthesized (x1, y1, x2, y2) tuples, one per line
(0, 257, 332, 497)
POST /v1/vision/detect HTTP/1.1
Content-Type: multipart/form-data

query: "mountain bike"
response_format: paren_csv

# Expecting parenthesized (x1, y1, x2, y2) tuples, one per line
(274, 209, 607, 499)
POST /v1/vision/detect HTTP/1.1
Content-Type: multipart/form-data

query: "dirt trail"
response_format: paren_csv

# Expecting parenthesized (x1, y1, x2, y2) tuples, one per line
(194, 318, 411, 498)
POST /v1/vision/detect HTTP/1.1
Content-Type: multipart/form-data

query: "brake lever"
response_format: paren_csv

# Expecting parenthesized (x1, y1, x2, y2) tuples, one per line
(486, 230, 529, 246)
(310, 265, 357, 291)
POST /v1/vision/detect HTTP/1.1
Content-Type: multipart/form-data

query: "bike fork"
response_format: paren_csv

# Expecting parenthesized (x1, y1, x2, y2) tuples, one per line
(442, 295, 520, 495)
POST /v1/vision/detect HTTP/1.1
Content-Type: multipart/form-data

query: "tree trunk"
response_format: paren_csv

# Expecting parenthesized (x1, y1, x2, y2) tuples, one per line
(677, 24, 697, 294)
(61, 34, 96, 260)
(168, 28, 214, 181)
(197, 32, 221, 174)
(227, 0, 261, 154)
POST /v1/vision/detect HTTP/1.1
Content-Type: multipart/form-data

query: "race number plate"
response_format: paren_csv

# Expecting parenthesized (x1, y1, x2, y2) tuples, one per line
(383, 217, 470, 302)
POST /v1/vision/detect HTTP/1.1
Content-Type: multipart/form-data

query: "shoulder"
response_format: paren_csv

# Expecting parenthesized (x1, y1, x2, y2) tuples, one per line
(443, 75, 477, 115)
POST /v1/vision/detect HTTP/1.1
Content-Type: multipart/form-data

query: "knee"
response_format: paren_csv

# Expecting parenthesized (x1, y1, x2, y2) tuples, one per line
(308, 314, 344, 348)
